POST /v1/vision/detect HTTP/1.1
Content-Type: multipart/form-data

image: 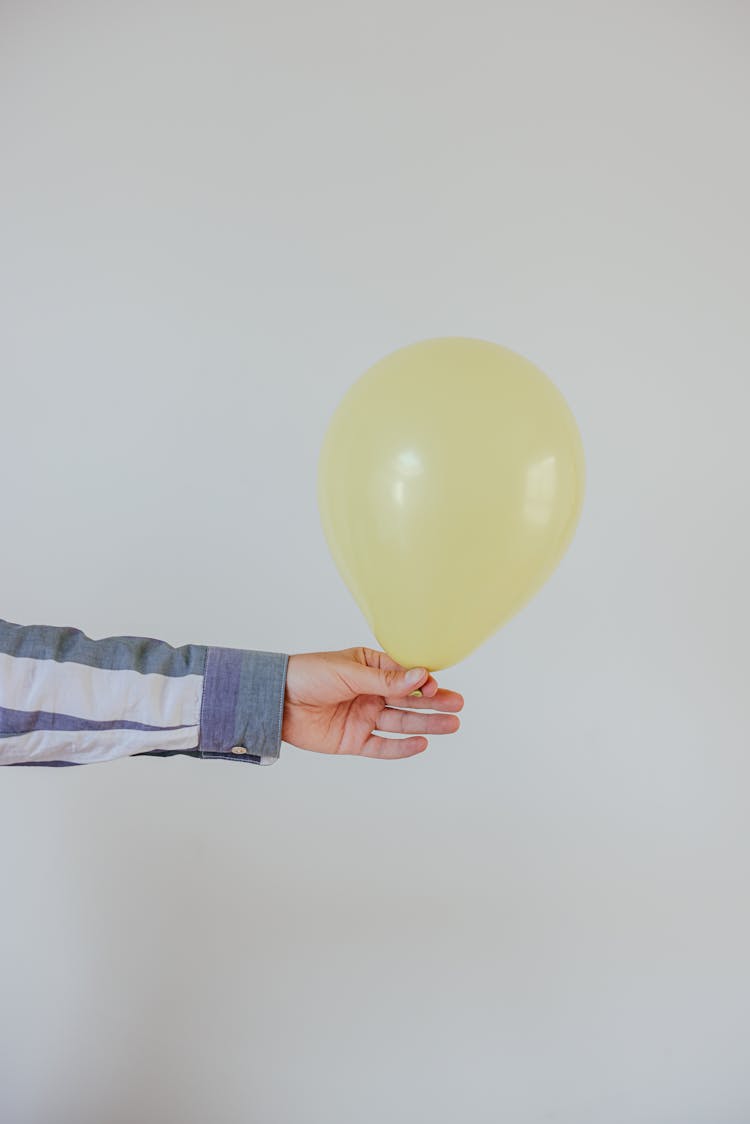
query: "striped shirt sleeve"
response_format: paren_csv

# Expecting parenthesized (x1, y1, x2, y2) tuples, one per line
(0, 617, 289, 768)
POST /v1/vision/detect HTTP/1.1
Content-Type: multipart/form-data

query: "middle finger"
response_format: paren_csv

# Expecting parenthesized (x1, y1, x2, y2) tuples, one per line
(378, 707, 462, 735)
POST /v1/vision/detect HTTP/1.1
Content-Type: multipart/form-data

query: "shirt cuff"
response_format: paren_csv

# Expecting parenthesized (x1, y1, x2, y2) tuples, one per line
(199, 646, 289, 765)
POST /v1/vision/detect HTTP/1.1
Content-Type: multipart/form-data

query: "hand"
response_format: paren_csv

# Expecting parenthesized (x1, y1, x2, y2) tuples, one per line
(281, 646, 464, 760)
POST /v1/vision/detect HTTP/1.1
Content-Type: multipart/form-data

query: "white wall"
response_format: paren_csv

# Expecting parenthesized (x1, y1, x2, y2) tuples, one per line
(1, 2, 749, 1121)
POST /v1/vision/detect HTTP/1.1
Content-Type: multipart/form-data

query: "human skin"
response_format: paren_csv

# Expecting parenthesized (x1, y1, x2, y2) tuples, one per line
(281, 646, 464, 760)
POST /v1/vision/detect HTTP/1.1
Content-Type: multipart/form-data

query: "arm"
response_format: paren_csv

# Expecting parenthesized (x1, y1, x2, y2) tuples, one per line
(0, 616, 287, 766)
(0, 617, 464, 767)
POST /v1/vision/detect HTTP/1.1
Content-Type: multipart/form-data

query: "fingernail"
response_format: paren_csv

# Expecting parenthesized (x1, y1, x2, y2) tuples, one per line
(405, 668, 426, 686)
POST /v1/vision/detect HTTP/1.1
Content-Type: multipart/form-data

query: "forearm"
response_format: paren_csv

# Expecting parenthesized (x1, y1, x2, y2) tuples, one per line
(0, 616, 288, 767)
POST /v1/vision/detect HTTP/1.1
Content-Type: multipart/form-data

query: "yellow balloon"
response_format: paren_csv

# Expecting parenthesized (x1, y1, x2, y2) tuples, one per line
(317, 337, 585, 671)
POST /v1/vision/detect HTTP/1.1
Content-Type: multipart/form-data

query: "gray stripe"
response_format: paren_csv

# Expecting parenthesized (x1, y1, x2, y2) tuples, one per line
(234, 648, 289, 764)
(199, 646, 241, 751)
(7, 760, 83, 767)
(0, 705, 195, 738)
(198, 646, 288, 762)
(0, 617, 208, 677)
(8, 750, 203, 767)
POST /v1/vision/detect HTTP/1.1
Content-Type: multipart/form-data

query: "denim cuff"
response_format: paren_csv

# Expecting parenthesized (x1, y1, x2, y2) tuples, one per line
(199, 646, 289, 765)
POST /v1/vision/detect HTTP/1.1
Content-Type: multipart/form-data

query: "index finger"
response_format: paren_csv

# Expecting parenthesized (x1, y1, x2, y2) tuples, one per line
(357, 645, 441, 698)
(384, 686, 464, 712)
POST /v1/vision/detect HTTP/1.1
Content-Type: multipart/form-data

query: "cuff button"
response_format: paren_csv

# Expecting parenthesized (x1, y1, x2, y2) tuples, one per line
(231, 746, 248, 755)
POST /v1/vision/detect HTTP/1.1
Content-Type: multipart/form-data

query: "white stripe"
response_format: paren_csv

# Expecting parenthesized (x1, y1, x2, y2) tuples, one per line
(0, 650, 204, 727)
(0, 723, 200, 765)
(0, 650, 205, 764)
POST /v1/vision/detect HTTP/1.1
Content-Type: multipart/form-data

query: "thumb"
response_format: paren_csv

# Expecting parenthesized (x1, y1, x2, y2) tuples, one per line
(357, 663, 428, 696)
